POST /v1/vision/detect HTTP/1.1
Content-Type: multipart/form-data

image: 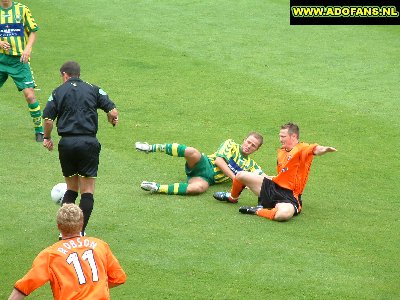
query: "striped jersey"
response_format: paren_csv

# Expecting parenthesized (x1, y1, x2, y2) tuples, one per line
(208, 139, 263, 183)
(0, 2, 39, 56)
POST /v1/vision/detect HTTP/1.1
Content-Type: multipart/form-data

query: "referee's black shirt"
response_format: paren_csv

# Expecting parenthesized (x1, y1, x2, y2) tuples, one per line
(43, 78, 116, 136)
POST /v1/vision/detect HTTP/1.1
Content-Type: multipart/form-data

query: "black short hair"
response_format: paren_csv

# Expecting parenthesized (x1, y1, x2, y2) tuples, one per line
(60, 61, 80, 77)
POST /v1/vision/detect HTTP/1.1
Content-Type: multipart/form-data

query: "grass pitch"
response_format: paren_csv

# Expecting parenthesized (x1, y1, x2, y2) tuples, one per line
(1, 0, 399, 299)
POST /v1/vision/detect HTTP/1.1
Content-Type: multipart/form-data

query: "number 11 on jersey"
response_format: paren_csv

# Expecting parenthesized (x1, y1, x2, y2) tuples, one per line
(67, 249, 99, 284)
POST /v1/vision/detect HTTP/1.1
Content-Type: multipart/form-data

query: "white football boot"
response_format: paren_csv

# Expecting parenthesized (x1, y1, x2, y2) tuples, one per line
(140, 181, 159, 193)
(135, 142, 153, 153)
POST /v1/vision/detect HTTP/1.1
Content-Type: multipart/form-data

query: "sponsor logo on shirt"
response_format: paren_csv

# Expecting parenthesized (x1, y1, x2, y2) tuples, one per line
(0, 23, 24, 38)
(228, 158, 243, 174)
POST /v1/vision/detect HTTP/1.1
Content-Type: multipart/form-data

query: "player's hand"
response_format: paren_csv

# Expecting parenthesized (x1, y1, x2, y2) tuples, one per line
(43, 138, 54, 151)
(1, 41, 10, 51)
(314, 145, 337, 156)
(20, 48, 32, 63)
(112, 116, 118, 127)
(107, 108, 118, 126)
(325, 147, 337, 152)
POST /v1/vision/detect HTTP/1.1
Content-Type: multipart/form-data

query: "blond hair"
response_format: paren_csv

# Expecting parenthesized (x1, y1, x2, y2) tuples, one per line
(57, 204, 83, 235)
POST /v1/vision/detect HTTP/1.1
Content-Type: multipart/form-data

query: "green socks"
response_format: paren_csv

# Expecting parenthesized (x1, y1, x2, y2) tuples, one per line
(28, 100, 43, 133)
(158, 183, 189, 195)
(152, 143, 187, 157)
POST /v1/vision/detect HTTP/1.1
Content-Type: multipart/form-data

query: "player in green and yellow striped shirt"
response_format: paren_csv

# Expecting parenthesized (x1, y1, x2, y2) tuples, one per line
(135, 132, 265, 196)
(0, 0, 43, 142)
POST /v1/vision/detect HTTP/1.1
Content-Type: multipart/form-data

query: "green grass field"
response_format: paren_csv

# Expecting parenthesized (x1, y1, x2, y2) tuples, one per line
(1, 0, 399, 299)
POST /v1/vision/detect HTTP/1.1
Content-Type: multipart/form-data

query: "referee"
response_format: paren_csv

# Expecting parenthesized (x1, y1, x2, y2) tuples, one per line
(42, 61, 119, 236)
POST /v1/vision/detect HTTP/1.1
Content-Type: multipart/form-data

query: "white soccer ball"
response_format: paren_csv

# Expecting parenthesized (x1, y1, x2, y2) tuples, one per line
(51, 183, 67, 205)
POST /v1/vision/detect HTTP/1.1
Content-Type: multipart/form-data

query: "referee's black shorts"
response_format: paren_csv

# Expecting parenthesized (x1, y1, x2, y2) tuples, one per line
(258, 178, 302, 215)
(58, 136, 101, 178)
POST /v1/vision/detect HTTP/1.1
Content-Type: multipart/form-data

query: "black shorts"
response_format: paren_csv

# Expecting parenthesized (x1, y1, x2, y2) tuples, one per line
(258, 178, 302, 215)
(58, 136, 101, 177)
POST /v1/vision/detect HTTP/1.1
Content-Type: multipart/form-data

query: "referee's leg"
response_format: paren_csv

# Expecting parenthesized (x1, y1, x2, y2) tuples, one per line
(63, 176, 79, 204)
(78, 177, 95, 234)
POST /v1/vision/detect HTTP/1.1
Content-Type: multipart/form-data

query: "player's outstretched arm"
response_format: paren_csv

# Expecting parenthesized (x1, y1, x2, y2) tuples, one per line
(8, 288, 26, 300)
(313, 145, 337, 156)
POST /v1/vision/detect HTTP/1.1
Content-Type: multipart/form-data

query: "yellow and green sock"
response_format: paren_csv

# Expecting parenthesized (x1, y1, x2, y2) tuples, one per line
(28, 100, 43, 133)
(152, 143, 187, 157)
(158, 183, 188, 195)
(150, 143, 189, 194)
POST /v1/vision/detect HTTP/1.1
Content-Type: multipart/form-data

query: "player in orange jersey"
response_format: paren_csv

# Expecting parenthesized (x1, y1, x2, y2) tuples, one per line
(8, 204, 126, 300)
(213, 122, 337, 221)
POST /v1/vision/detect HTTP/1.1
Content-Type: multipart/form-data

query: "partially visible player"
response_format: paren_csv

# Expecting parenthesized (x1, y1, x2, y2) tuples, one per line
(214, 122, 337, 221)
(135, 132, 265, 196)
(0, 0, 44, 141)
(8, 204, 126, 300)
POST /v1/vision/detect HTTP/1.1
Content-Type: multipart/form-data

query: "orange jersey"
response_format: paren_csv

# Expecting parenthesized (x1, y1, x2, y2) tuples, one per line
(14, 236, 126, 300)
(272, 143, 318, 199)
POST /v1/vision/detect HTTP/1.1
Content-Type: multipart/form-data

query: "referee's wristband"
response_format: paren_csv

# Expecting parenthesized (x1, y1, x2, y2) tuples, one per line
(44, 137, 51, 140)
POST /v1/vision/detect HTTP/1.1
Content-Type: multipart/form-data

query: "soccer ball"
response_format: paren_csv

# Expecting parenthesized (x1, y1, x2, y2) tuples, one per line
(51, 183, 67, 205)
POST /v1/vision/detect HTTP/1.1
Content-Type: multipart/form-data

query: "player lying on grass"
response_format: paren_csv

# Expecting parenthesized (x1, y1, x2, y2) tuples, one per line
(8, 204, 126, 300)
(135, 132, 265, 195)
(213, 122, 337, 221)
